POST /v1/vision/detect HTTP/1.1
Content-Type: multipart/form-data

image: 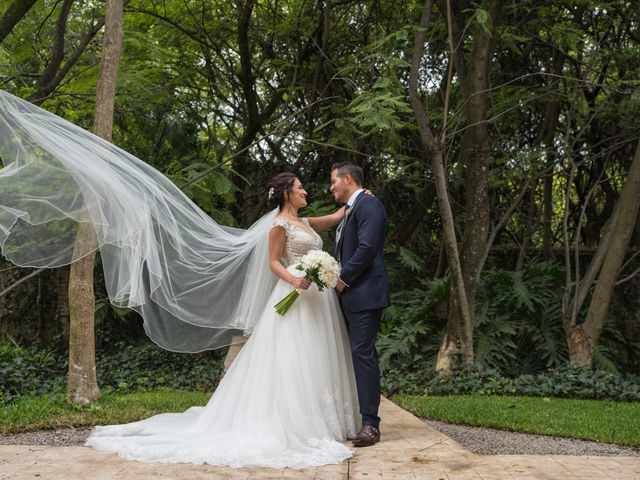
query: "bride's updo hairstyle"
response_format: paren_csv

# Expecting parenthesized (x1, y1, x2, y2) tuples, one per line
(266, 172, 297, 210)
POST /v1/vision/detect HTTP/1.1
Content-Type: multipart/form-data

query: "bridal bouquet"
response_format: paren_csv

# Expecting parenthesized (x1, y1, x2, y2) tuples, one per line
(274, 249, 340, 316)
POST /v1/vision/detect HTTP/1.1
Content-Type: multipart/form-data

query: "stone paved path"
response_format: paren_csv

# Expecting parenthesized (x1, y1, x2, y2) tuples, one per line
(1, 397, 638, 479)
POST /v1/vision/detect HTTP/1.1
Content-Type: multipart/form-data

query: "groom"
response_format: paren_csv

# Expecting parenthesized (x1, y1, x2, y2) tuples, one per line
(330, 162, 390, 447)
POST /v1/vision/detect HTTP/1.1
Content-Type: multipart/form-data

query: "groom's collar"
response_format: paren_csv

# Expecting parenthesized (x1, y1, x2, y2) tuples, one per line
(346, 188, 364, 208)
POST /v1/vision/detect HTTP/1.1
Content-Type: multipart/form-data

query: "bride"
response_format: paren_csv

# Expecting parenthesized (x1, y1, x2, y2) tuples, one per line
(85, 172, 361, 467)
(0, 90, 360, 468)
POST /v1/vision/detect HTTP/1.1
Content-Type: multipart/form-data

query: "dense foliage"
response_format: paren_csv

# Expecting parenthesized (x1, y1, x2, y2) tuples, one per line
(0, 340, 224, 404)
(0, 342, 62, 403)
(379, 260, 640, 376)
(378, 259, 640, 398)
(1, 0, 639, 387)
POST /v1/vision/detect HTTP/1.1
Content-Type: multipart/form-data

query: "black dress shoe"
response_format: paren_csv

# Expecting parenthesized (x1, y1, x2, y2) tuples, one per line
(352, 425, 380, 447)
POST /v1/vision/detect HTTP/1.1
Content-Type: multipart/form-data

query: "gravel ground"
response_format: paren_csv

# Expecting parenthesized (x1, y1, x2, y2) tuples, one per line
(1, 423, 639, 457)
(0, 427, 92, 447)
(425, 419, 640, 456)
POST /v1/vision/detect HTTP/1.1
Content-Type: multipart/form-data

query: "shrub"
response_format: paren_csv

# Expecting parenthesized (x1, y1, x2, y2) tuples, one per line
(0, 342, 66, 403)
(382, 364, 640, 401)
(379, 260, 640, 378)
(96, 341, 224, 394)
(0, 340, 225, 404)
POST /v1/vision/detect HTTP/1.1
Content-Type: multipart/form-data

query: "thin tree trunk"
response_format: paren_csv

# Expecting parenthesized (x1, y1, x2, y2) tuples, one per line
(307, 0, 331, 135)
(28, 1, 129, 105)
(408, 0, 473, 371)
(516, 184, 538, 271)
(562, 201, 620, 332)
(435, 0, 503, 370)
(540, 53, 564, 258)
(435, 238, 447, 278)
(28, 0, 76, 105)
(0, 0, 38, 45)
(542, 168, 554, 258)
(68, 0, 124, 404)
(567, 141, 640, 367)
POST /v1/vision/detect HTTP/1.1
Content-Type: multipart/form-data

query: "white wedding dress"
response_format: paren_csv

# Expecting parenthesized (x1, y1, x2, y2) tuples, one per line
(86, 216, 360, 468)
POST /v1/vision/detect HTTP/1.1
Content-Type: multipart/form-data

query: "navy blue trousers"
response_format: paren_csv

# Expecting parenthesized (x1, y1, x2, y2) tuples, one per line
(341, 306, 382, 429)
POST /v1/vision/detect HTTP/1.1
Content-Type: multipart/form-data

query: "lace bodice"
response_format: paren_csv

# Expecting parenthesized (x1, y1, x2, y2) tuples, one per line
(271, 217, 323, 266)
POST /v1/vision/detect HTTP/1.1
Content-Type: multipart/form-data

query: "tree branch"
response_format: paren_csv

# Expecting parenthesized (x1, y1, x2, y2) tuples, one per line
(0, 0, 38, 45)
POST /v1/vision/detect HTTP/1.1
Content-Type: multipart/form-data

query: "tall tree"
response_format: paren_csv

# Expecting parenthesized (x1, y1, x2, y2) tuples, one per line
(565, 141, 640, 367)
(67, 0, 124, 404)
(435, 0, 503, 370)
(409, 0, 474, 370)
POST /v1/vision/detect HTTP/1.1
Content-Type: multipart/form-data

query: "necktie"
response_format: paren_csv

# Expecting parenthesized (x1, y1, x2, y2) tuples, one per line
(336, 204, 350, 248)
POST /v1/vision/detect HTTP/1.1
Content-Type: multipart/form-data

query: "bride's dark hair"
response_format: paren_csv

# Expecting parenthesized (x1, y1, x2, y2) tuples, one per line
(266, 172, 298, 210)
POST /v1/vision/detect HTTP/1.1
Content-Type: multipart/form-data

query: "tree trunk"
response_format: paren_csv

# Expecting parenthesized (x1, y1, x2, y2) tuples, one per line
(306, 0, 331, 135)
(540, 53, 564, 259)
(566, 324, 594, 368)
(28, 2, 116, 106)
(516, 184, 538, 271)
(436, 291, 461, 372)
(567, 141, 640, 367)
(223, 335, 248, 371)
(542, 169, 554, 258)
(408, 0, 473, 371)
(0, 0, 38, 45)
(432, 144, 474, 369)
(68, 220, 100, 404)
(28, 0, 75, 105)
(435, 0, 503, 370)
(67, 0, 124, 404)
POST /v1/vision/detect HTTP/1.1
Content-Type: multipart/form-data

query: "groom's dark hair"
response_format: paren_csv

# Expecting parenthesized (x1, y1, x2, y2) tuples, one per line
(331, 162, 363, 186)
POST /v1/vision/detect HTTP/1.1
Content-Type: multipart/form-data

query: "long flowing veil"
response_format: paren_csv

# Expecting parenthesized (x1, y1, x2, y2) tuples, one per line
(0, 89, 279, 352)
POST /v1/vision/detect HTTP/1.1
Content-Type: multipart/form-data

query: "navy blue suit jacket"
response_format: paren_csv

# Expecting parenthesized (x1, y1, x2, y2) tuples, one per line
(335, 193, 390, 313)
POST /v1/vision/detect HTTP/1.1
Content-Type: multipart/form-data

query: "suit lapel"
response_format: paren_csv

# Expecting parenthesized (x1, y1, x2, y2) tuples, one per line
(337, 191, 364, 259)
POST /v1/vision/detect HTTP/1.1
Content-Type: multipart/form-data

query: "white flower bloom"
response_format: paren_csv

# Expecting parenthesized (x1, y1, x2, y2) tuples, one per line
(297, 250, 339, 289)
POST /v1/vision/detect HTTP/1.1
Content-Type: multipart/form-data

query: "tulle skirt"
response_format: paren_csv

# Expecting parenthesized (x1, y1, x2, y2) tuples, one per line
(86, 267, 360, 468)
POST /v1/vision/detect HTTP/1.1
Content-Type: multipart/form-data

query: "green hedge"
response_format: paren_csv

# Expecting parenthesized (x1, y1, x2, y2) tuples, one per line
(382, 364, 640, 402)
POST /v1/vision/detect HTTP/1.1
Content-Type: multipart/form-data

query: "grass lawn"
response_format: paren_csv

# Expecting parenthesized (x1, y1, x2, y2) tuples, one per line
(0, 390, 210, 434)
(395, 394, 640, 447)
(3, 390, 640, 449)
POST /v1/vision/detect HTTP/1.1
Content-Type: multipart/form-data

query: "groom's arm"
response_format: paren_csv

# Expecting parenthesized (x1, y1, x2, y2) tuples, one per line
(339, 198, 386, 287)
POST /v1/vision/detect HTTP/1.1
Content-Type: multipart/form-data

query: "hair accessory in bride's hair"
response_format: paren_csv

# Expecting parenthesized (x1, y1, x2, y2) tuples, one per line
(268, 187, 275, 200)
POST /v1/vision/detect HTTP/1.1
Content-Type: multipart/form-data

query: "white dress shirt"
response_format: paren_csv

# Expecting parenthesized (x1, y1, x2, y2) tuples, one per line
(346, 188, 364, 208)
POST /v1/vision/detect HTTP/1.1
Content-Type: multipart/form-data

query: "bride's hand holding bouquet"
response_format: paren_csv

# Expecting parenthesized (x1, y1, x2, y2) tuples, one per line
(275, 250, 340, 316)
